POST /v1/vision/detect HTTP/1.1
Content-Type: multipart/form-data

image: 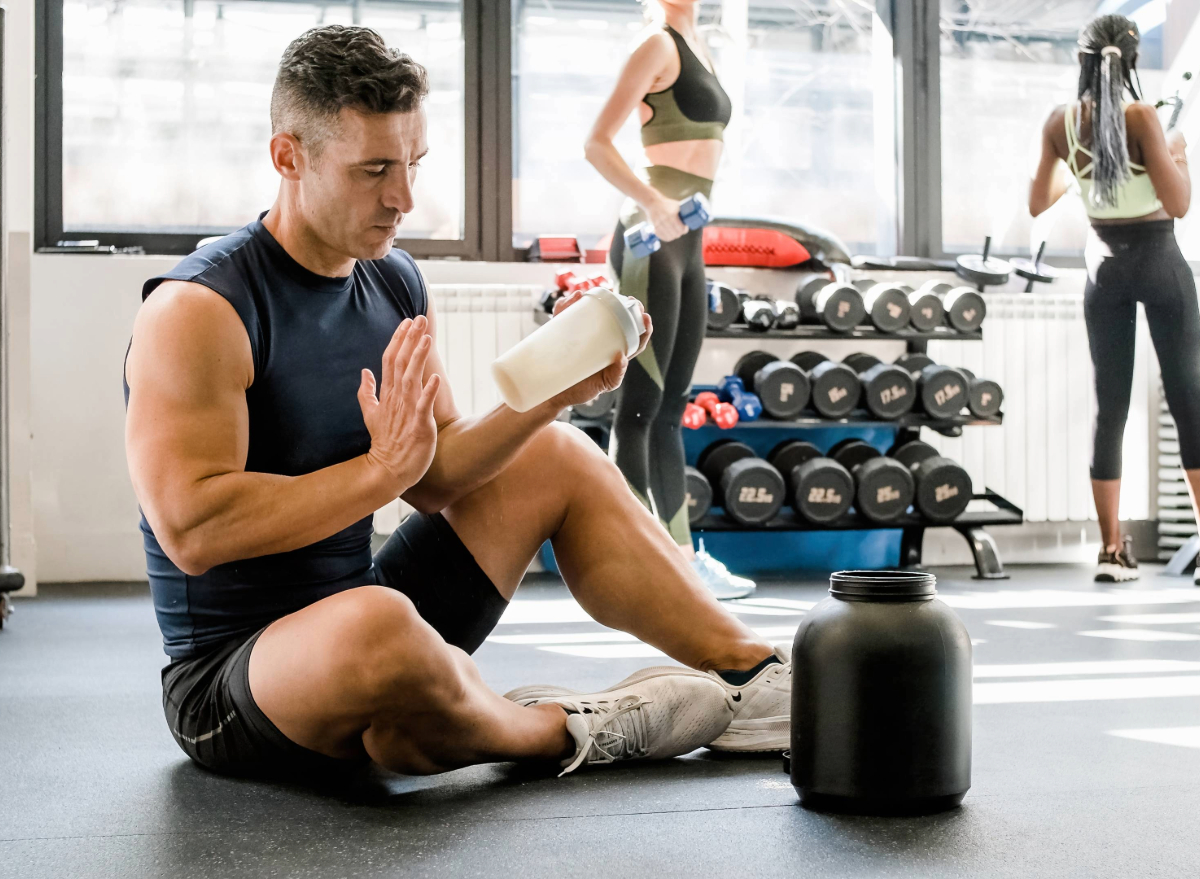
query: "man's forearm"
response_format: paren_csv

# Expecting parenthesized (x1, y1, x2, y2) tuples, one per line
(404, 398, 564, 512)
(153, 454, 401, 575)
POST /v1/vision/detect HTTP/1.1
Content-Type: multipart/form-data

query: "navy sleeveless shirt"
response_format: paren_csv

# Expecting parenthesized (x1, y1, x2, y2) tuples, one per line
(125, 214, 427, 659)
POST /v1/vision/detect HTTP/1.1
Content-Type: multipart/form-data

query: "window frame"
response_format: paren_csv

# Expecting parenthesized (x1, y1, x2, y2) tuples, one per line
(34, 0, 508, 259)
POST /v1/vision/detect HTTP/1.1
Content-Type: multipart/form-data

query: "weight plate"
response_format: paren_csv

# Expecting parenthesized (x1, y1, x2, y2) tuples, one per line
(707, 283, 741, 330)
(793, 458, 854, 523)
(955, 253, 1012, 287)
(967, 377, 1004, 418)
(1010, 257, 1057, 283)
(734, 350, 778, 391)
(843, 352, 882, 374)
(888, 439, 940, 470)
(859, 362, 916, 420)
(720, 458, 785, 525)
(907, 290, 945, 331)
(790, 351, 829, 373)
(913, 457, 972, 523)
(742, 299, 776, 331)
(573, 389, 618, 419)
(685, 466, 713, 524)
(829, 437, 880, 472)
(815, 284, 866, 332)
(809, 361, 861, 418)
(755, 361, 810, 419)
(918, 365, 969, 419)
(862, 284, 911, 333)
(774, 300, 801, 329)
(854, 457, 916, 523)
(895, 352, 935, 376)
(768, 439, 822, 484)
(943, 287, 986, 332)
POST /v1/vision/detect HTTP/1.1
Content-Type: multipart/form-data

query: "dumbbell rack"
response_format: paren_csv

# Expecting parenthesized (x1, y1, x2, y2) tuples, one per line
(568, 323, 1023, 580)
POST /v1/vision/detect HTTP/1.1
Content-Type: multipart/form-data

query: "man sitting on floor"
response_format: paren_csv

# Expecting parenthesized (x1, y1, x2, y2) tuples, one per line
(123, 25, 790, 780)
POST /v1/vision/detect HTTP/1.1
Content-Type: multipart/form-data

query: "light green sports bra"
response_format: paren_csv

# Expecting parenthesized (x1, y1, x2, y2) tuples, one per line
(1065, 102, 1163, 219)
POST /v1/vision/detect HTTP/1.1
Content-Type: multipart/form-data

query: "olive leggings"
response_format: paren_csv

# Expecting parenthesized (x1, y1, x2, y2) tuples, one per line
(607, 169, 711, 545)
(1084, 220, 1200, 479)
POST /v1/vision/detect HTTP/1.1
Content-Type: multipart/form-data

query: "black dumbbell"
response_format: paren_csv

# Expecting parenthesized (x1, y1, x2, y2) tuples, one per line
(960, 368, 1004, 418)
(706, 279, 741, 330)
(774, 300, 801, 329)
(573, 389, 618, 420)
(858, 282, 912, 333)
(789, 352, 861, 418)
(901, 285, 945, 331)
(697, 439, 785, 526)
(768, 440, 854, 524)
(914, 281, 986, 332)
(734, 351, 811, 420)
(795, 277, 866, 333)
(840, 352, 916, 420)
(896, 354, 999, 419)
(893, 353, 968, 419)
(889, 440, 973, 523)
(685, 466, 713, 524)
(828, 437, 915, 523)
(742, 298, 777, 331)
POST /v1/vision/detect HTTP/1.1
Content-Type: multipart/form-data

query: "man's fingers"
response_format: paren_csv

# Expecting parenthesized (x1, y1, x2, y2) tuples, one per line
(553, 290, 584, 316)
(357, 369, 379, 413)
(402, 334, 433, 393)
(381, 320, 412, 393)
(390, 318, 424, 391)
(416, 373, 441, 417)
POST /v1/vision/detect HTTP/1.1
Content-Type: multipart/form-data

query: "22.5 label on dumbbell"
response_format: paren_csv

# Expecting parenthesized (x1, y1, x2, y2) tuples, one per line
(697, 439, 785, 526)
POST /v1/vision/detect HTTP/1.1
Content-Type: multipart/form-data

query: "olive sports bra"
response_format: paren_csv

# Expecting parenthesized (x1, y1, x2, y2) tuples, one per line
(1065, 102, 1163, 220)
(640, 26, 732, 148)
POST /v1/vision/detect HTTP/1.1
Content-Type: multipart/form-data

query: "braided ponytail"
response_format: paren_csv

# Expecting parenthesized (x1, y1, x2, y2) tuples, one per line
(1077, 15, 1141, 208)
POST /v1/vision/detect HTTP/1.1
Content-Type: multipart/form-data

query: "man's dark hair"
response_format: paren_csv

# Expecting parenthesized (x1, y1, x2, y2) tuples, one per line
(270, 25, 429, 155)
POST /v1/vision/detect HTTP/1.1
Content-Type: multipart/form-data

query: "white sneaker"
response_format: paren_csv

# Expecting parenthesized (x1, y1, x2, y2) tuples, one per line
(1096, 535, 1139, 583)
(693, 539, 756, 600)
(506, 644, 792, 754)
(517, 675, 734, 776)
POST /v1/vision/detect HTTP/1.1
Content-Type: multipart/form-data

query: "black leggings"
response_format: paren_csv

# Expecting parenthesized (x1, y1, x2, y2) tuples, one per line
(1084, 220, 1200, 479)
(608, 192, 709, 545)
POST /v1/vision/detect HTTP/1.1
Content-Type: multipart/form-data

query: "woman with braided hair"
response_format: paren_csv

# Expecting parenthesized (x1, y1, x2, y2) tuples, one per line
(1030, 13, 1195, 583)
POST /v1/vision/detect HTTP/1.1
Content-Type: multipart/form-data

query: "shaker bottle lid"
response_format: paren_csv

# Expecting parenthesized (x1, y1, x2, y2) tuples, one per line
(587, 286, 642, 357)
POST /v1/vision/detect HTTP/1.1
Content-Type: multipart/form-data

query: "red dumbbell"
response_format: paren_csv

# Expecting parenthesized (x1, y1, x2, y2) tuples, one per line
(682, 402, 707, 429)
(555, 270, 578, 292)
(695, 391, 739, 429)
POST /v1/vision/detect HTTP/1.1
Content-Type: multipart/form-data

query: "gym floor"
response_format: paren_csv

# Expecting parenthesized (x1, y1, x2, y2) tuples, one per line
(2, 565, 1199, 878)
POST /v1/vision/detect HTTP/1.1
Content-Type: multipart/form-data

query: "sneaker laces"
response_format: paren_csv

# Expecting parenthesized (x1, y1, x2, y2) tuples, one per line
(559, 695, 651, 776)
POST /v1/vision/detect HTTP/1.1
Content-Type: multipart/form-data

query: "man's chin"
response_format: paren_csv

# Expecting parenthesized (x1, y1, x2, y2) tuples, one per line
(360, 227, 397, 259)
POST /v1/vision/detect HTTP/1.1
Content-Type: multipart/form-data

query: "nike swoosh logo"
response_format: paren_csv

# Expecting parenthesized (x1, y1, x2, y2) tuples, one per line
(731, 692, 742, 702)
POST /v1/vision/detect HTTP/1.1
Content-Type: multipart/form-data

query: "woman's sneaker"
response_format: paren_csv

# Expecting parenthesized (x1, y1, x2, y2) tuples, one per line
(514, 675, 735, 775)
(1096, 535, 1139, 582)
(692, 539, 755, 600)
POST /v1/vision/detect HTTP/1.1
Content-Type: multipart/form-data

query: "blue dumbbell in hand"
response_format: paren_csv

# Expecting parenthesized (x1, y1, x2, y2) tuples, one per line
(624, 193, 712, 260)
(717, 375, 763, 422)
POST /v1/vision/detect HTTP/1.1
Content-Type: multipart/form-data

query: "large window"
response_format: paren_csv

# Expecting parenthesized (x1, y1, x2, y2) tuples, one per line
(940, 0, 1195, 259)
(41, 0, 474, 256)
(512, 1, 890, 255)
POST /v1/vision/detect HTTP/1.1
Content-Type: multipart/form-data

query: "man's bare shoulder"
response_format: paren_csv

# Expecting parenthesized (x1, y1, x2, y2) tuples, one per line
(131, 280, 253, 387)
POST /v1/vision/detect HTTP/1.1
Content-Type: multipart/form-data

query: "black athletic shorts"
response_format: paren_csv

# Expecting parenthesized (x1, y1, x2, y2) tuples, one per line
(161, 512, 508, 778)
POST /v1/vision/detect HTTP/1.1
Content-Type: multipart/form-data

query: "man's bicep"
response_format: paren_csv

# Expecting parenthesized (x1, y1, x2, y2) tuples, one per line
(124, 283, 253, 530)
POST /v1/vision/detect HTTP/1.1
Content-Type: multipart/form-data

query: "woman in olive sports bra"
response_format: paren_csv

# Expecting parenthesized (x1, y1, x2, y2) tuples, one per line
(1029, 14, 1196, 584)
(584, 1, 751, 599)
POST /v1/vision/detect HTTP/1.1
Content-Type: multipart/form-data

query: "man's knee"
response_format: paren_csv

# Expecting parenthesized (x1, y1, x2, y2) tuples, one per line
(325, 586, 465, 708)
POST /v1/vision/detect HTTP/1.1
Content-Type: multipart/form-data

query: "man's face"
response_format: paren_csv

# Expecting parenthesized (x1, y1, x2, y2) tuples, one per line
(298, 106, 428, 261)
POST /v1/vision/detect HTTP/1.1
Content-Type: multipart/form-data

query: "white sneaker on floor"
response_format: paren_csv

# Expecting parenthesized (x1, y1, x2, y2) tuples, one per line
(693, 539, 755, 600)
(516, 675, 734, 775)
(506, 644, 792, 754)
(1095, 535, 1139, 582)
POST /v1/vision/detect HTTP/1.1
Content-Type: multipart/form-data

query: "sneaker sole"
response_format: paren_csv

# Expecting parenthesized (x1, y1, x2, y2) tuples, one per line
(707, 716, 790, 753)
(505, 665, 712, 704)
(1095, 564, 1140, 583)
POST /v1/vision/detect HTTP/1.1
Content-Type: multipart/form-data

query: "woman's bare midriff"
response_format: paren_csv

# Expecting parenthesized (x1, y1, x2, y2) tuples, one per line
(643, 139, 723, 183)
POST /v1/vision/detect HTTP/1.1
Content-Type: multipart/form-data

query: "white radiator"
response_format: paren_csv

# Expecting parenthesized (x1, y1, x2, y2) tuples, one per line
(377, 284, 1155, 532)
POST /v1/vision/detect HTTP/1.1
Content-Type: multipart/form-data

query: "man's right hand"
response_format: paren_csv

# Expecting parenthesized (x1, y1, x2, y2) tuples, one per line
(360, 315, 442, 494)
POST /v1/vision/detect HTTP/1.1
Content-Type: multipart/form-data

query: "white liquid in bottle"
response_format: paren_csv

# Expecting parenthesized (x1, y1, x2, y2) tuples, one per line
(492, 287, 642, 413)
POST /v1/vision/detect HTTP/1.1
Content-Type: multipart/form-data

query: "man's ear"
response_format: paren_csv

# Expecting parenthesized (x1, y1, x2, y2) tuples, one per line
(269, 132, 305, 181)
